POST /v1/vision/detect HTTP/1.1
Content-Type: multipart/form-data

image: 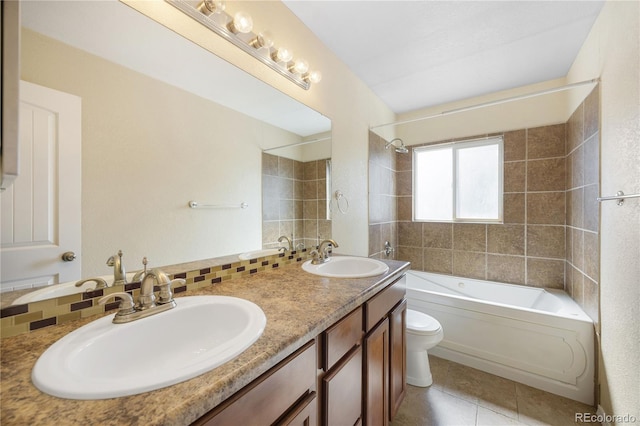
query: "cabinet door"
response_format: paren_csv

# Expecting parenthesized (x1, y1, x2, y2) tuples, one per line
(389, 300, 407, 421)
(323, 345, 362, 426)
(364, 318, 389, 426)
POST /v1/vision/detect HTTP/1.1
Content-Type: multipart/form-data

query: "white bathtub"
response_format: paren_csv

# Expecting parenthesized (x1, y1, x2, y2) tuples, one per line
(405, 270, 595, 405)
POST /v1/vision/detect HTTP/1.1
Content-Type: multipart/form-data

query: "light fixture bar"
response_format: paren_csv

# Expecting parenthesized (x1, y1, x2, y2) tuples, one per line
(166, 0, 311, 90)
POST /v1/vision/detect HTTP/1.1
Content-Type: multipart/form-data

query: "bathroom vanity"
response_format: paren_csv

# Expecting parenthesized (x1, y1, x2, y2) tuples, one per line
(0, 258, 409, 425)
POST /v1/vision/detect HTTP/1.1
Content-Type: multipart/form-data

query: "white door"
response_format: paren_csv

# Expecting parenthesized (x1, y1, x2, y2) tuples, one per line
(0, 81, 81, 292)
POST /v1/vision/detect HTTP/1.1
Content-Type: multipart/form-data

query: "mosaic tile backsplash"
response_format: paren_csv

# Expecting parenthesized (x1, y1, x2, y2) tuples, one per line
(0, 250, 311, 338)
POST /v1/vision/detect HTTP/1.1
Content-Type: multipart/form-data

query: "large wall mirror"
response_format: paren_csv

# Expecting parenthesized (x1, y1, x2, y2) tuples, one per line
(0, 0, 330, 305)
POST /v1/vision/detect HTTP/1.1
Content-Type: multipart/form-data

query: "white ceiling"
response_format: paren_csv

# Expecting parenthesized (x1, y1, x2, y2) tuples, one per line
(283, 0, 605, 113)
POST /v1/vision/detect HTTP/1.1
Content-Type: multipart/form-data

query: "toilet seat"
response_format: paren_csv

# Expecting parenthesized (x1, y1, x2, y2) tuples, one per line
(406, 309, 442, 336)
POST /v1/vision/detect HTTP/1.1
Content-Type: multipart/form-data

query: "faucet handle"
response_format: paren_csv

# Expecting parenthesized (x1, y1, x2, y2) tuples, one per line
(157, 278, 185, 304)
(75, 277, 108, 290)
(98, 292, 136, 316)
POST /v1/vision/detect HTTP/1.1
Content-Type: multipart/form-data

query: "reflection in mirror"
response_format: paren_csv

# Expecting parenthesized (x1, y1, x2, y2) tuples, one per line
(1, 0, 330, 307)
(261, 134, 332, 253)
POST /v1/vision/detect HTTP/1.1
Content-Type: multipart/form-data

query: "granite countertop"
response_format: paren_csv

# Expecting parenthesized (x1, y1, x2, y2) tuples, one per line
(1, 258, 409, 425)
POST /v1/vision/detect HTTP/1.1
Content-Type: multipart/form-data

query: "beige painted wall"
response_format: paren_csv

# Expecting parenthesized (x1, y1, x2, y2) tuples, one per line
(21, 29, 303, 276)
(122, 0, 396, 257)
(567, 0, 640, 419)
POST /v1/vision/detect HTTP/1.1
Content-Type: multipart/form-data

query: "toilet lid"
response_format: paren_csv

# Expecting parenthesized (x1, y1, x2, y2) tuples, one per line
(406, 309, 442, 336)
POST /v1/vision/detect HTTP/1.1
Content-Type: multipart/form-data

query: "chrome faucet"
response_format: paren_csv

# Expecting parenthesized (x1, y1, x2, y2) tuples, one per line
(98, 258, 185, 324)
(106, 250, 127, 286)
(310, 239, 339, 264)
(278, 235, 293, 252)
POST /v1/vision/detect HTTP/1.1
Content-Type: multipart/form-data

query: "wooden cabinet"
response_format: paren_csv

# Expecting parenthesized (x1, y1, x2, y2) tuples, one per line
(364, 317, 389, 426)
(363, 275, 406, 425)
(389, 300, 407, 420)
(322, 345, 362, 426)
(320, 306, 363, 426)
(194, 274, 407, 426)
(194, 341, 317, 426)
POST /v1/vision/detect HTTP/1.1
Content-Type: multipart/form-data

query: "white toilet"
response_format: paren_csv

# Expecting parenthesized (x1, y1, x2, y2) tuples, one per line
(406, 309, 444, 387)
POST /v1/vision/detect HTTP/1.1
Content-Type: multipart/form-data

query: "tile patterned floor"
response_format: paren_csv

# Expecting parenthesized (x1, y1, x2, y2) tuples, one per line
(391, 356, 598, 426)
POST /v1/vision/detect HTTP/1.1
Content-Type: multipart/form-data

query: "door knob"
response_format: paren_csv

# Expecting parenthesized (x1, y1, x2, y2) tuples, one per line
(61, 251, 76, 262)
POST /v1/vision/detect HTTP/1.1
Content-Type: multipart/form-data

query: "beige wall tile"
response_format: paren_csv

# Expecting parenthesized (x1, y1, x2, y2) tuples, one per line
(583, 184, 599, 232)
(398, 221, 423, 247)
(567, 103, 584, 154)
(487, 255, 525, 284)
(527, 124, 566, 159)
(398, 246, 423, 271)
(262, 153, 278, 175)
(397, 170, 412, 196)
(304, 160, 317, 180)
(279, 157, 294, 178)
(527, 226, 565, 258)
(527, 158, 565, 191)
(584, 231, 600, 282)
(453, 224, 486, 252)
(424, 248, 453, 274)
(503, 130, 526, 161)
(583, 134, 599, 186)
(584, 87, 600, 140)
(503, 193, 525, 224)
(527, 192, 565, 225)
(453, 251, 486, 279)
(423, 223, 453, 249)
(397, 196, 412, 221)
(487, 224, 525, 255)
(568, 188, 584, 228)
(571, 228, 584, 270)
(504, 161, 526, 192)
(527, 258, 565, 289)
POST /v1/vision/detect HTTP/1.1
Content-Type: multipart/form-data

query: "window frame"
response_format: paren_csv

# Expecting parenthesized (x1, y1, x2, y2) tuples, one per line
(412, 136, 504, 223)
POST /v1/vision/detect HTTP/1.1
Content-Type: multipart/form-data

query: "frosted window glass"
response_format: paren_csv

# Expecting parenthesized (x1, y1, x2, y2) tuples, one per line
(414, 148, 452, 220)
(413, 137, 503, 222)
(457, 144, 500, 219)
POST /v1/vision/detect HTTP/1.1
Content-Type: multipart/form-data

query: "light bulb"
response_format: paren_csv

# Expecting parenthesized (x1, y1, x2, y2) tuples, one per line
(228, 12, 253, 34)
(306, 70, 322, 84)
(250, 31, 274, 49)
(292, 59, 309, 74)
(272, 47, 293, 63)
(198, 0, 225, 16)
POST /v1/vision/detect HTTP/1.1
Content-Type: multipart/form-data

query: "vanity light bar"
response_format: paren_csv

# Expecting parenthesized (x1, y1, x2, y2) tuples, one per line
(166, 0, 321, 90)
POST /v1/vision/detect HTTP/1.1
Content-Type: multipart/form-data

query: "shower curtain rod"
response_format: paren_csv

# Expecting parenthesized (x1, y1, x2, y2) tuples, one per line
(370, 78, 600, 130)
(262, 136, 331, 153)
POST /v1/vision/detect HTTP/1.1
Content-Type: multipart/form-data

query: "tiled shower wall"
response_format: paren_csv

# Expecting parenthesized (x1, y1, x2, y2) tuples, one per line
(394, 125, 568, 288)
(369, 133, 398, 259)
(262, 153, 331, 251)
(565, 88, 600, 326)
(368, 87, 600, 325)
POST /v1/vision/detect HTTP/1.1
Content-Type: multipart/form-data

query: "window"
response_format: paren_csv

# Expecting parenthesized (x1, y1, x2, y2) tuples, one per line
(413, 137, 503, 222)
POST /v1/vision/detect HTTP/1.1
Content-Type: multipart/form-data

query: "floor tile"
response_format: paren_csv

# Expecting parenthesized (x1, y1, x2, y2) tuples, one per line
(515, 383, 596, 426)
(392, 356, 597, 426)
(392, 385, 478, 426)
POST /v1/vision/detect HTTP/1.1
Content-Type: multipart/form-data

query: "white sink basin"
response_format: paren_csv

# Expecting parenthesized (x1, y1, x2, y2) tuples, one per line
(32, 296, 266, 399)
(12, 273, 136, 305)
(302, 256, 389, 278)
(238, 248, 281, 260)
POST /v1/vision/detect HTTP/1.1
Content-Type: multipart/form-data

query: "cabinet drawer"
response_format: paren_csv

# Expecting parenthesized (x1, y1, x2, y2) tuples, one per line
(276, 391, 317, 426)
(197, 341, 316, 426)
(322, 306, 363, 371)
(365, 275, 406, 332)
